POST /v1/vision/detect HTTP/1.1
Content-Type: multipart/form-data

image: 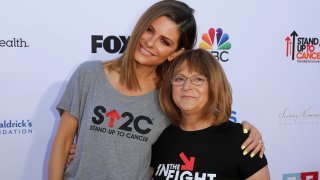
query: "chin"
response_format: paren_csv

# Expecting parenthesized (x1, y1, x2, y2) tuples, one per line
(180, 106, 196, 112)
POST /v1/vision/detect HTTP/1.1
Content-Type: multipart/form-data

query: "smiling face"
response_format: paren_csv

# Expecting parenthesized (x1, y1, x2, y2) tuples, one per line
(171, 63, 209, 116)
(134, 16, 183, 67)
(159, 49, 232, 126)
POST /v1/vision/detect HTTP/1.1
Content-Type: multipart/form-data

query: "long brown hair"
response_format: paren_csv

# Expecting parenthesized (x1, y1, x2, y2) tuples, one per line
(159, 49, 232, 125)
(104, 0, 197, 90)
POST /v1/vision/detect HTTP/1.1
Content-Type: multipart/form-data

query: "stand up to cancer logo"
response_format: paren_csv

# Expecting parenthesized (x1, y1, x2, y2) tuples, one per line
(285, 31, 320, 63)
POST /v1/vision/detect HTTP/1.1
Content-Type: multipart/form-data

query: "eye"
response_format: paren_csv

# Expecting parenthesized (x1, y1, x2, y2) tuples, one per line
(173, 75, 185, 82)
(197, 77, 206, 82)
(192, 76, 207, 83)
(146, 27, 153, 32)
(160, 39, 170, 46)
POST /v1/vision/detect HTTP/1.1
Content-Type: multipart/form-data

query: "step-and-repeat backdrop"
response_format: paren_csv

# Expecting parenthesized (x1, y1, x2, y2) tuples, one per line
(1, 0, 319, 179)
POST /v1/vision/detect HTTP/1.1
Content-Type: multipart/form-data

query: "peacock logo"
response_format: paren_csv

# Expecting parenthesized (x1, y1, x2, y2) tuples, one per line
(199, 28, 232, 62)
(200, 28, 231, 50)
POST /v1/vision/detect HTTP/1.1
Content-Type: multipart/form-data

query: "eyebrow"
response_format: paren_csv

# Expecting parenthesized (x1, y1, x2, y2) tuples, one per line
(175, 73, 204, 77)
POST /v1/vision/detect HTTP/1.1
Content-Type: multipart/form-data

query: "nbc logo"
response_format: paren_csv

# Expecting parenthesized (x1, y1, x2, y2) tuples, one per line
(199, 28, 232, 62)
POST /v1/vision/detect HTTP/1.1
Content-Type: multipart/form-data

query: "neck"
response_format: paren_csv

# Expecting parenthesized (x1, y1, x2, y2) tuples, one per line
(179, 113, 213, 131)
(133, 62, 158, 94)
(135, 62, 158, 81)
(104, 62, 157, 96)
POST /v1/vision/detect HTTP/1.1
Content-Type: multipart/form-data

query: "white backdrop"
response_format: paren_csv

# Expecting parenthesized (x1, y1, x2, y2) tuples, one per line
(1, 0, 319, 179)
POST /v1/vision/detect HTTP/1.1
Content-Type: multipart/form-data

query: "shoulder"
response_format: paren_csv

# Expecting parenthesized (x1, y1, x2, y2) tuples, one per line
(72, 60, 103, 80)
(219, 121, 243, 134)
(161, 124, 176, 135)
(77, 60, 102, 72)
(152, 124, 177, 149)
(216, 121, 247, 143)
(155, 124, 177, 141)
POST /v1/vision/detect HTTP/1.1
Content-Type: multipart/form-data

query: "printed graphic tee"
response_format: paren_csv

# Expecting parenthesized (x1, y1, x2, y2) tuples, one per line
(151, 121, 268, 180)
(57, 61, 170, 180)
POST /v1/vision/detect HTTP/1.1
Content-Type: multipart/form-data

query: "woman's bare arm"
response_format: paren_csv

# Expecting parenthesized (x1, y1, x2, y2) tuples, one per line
(48, 111, 78, 180)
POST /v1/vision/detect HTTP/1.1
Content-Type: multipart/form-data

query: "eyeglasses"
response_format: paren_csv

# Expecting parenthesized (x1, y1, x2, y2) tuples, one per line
(171, 74, 207, 86)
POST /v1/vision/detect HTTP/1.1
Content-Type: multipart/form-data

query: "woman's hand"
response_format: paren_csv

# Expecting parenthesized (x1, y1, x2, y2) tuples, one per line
(67, 143, 77, 165)
(241, 121, 265, 158)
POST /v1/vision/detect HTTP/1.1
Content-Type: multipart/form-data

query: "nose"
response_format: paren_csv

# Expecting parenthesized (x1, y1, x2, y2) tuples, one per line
(146, 35, 156, 48)
(182, 78, 192, 90)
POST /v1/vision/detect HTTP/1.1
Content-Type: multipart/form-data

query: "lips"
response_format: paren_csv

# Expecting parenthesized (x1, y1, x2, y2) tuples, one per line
(139, 43, 154, 56)
(181, 95, 196, 99)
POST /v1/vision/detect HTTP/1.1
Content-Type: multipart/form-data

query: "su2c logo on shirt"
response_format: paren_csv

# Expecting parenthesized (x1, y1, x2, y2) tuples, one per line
(89, 106, 153, 142)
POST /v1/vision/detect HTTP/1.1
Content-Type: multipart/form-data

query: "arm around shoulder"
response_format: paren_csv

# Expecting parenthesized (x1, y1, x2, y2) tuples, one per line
(246, 165, 270, 180)
(48, 111, 78, 180)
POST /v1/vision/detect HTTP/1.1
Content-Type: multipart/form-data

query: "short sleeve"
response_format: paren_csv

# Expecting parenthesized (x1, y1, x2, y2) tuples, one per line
(56, 61, 98, 120)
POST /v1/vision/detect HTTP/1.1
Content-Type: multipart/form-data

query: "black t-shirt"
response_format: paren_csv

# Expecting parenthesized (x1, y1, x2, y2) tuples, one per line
(151, 121, 268, 180)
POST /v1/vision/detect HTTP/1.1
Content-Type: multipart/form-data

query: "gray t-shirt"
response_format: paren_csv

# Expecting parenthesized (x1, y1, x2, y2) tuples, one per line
(57, 60, 170, 180)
